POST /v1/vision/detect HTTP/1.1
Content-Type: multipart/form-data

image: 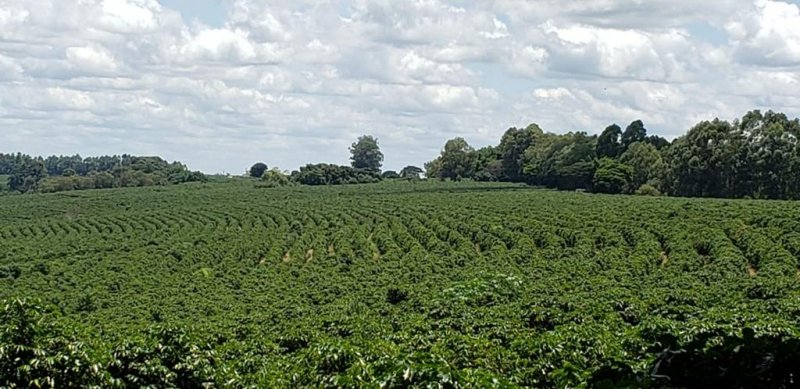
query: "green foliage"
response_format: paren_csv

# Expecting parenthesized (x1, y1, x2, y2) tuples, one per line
(620, 142, 665, 191)
(1, 181, 800, 387)
(499, 124, 542, 181)
(427, 137, 477, 180)
(522, 132, 597, 190)
(419, 109, 800, 200)
(634, 184, 661, 196)
(294, 163, 381, 185)
(596, 124, 623, 159)
(8, 158, 46, 193)
(663, 110, 800, 199)
(473, 146, 503, 182)
(664, 118, 742, 198)
(621, 120, 647, 151)
(260, 168, 291, 188)
(350, 135, 384, 173)
(0, 299, 106, 388)
(593, 158, 633, 194)
(2, 153, 203, 194)
(249, 162, 268, 178)
(399, 165, 424, 180)
(381, 170, 400, 179)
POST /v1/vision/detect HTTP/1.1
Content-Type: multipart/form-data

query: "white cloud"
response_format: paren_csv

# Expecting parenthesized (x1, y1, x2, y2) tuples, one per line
(0, 0, 799, 173)
(727, 0, 800, 66)
(97, 0, 160, 33)
(65, 45, 118, 73)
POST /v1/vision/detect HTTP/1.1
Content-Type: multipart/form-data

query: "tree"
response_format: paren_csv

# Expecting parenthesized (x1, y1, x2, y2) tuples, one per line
(498, 124, 543, 181)
(596, 124, 623, 159)
(381, 170, 400, 179)
(350, 135, 384, 173)
(522, 132, 597, 190)
(645, 135, 670, 150)
(8, 158, 46, 193)
(664, 119, 744, 198)
(428, 137, 476, 180)
(620, 142, 665, 191)
(424, 158, 443, 180)
(634, 184, 661, 196)
(474, 160, 503, 182)
(473, 146, 502, 182)
(399, 166, 424, 179)
(261, 168, 291, 187)
(593, 158, 633, 194)
(294, 163, 381, 186)
(249, 163, 268, 178)
(621, 120, 647, 151)
(738, 110, 800, 199)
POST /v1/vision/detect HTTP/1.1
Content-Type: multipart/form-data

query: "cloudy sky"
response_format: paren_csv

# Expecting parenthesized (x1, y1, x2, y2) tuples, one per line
(1, 0, 799, 173)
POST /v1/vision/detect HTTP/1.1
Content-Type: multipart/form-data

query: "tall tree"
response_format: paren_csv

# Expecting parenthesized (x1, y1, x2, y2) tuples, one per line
(522, 132, 597, 190)
(645, 135, 670, 150)
(596, 124, 623, 159)
(350, 135, 384, 173)
(473, 145, 502, 182)
(427, 137, 476, 180)
(738, 110, 800, 199)
(622, 120, 647, 151)
(664, 119, 745, 198)
(8, 158, 46, 193)
(498, 123, 543, 181)
(249, 162, 268, 178)
(620, 142, 666, 192)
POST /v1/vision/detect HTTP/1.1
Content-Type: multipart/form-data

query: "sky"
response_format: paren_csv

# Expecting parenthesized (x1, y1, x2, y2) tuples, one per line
(1, 1, 800, 174)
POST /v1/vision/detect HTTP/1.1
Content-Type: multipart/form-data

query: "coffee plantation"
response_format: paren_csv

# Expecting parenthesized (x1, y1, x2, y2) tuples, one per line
(1, 180, 799, 387)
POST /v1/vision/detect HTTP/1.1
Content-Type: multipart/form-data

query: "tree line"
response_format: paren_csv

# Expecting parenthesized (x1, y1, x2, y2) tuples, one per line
(248, 135, 425, 187)
(248, 109, 800, 200)
(6, 108, 800, 199)
(0, 153, 206, 193)
(422, 110, 800, 200)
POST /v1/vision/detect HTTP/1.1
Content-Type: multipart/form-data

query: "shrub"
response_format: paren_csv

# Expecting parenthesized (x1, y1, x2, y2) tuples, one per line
(635, 184, 661, 196)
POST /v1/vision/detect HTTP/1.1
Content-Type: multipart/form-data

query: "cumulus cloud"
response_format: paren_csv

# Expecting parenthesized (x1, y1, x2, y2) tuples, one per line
(0, 0, 799, 173)
(727, 0, 800, 66)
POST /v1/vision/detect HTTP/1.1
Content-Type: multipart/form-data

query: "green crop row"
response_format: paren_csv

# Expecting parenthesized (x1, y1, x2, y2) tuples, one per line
(1, 180, 799, 387)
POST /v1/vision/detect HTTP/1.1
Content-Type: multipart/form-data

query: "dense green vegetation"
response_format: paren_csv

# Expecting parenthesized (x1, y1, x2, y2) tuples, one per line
(425, 110, 800, 200)
(0, 153, 206, 194)
(1, 180, 799, 387)
(7, 109, 800, 201)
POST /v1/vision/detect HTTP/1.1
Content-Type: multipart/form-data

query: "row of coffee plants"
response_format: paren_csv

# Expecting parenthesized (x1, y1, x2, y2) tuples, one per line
(1, 181, 799, 387)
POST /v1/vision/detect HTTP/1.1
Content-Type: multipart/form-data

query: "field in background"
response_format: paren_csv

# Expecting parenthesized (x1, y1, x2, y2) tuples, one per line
(1, 180, 799, 387)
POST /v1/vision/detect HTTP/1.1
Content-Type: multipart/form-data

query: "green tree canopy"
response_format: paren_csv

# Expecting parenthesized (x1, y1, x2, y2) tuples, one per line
(596, 124, 623, 159)
(399, 165, 424, 179)
(498, 123, 543, 181)
(249, 162, 268, 178)
(440, 137, 476, 180)
(8, 158, 46, 193)
(738, 110, 800, 199)
(620, 141, 665, 191)
(381, 170, 400, 179)
(261, 168, 291, 187)
(664, 119, 744, 198)
(593, 158, 633, 194)
(523, 132, 597, 190)
(622, 120, 647, 151)
(426, 138, 477, 180)
(350, 135, 384, 173)
(473, 146, 502, 182)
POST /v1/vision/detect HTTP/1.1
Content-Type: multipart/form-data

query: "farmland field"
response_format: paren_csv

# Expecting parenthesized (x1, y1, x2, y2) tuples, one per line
(1, 180, 800, 387)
